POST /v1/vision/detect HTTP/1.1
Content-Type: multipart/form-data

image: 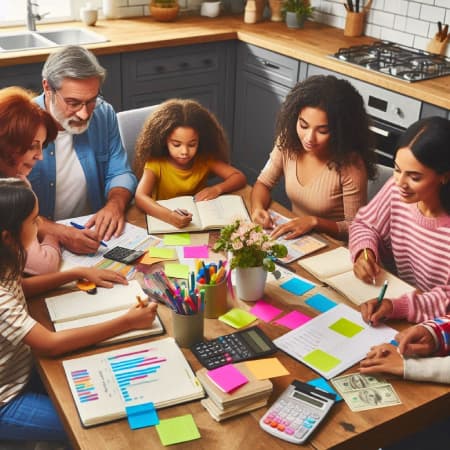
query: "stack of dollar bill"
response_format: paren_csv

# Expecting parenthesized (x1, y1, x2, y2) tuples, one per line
(331, 373, 401, 412)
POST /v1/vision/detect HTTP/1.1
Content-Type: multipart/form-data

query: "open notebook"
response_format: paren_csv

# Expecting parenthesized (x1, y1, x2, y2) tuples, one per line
(45, 280, 164, 345)
(63, 337, 204, 426)
(297, 247, 415, 306)
(146, 194, 250, 234)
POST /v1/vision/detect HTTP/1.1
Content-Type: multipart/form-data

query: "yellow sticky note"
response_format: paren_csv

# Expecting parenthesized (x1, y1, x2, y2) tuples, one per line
(218, 308, 257, 329)
(164, 263, 190, 279)
(148, 247, 176, 259)
(303, 349, 341, 373)
(244, 358, 290, 379)
(164, 233, 191, 246)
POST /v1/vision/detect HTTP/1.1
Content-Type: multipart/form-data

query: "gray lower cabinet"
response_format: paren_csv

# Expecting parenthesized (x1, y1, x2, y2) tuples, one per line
(233, 43, 303, 208)
(121, 41, 236, 142)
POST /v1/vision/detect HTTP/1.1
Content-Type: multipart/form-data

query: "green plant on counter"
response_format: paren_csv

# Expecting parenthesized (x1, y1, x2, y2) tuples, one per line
(282, 0, 314, 20)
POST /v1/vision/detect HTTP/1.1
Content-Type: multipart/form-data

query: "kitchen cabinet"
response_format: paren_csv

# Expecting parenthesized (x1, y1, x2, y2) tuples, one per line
(121, 41, 236, 141)
(233, 43, 305, 208)
(0, 54, 122, 112)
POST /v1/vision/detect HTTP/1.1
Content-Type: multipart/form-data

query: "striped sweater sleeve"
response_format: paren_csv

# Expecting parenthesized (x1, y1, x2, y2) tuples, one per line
(421, 315, 450, 356)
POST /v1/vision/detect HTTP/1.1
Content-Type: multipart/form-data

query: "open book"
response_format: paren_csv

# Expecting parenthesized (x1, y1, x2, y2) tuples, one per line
(146, 194, 250, 234)
(297, 247, 415, 306)
(269, 210, 328, 264)
(45, 280, 164, 345)
(63, 337, 204, 426)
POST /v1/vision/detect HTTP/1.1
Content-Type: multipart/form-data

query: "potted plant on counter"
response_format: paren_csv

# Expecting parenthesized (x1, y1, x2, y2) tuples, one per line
(213, 219, 287, 301)
(283, 0, 313, 29)
(150, 0, 179, 22)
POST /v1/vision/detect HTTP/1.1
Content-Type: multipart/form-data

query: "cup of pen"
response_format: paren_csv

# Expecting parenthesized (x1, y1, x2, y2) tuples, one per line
(344, 11, 365, 37)
(171, 308, 204, 348)
(201, 278, 228, 319)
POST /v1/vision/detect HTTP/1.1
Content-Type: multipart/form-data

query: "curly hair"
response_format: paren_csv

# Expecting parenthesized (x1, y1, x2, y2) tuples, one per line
(0, 86, 58, 169)
(133, 99, 230, 178)
(0, 178, 36, 284)
(396, 116, 450, 214)
(275, 75, 376, 179)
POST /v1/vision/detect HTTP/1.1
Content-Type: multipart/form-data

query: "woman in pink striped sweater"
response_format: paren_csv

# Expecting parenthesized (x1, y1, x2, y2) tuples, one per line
(251, 75, 376, 240)
(350, 116, 450, 326)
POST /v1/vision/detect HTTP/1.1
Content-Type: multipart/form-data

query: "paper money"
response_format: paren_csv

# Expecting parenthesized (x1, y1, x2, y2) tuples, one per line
(331, 373, 401, 412)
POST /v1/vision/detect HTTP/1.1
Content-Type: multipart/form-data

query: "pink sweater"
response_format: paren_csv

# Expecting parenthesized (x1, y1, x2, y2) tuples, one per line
(24, 235, 61, 275)
(258, 148, 367, 234)
(349, 178, 450, 323)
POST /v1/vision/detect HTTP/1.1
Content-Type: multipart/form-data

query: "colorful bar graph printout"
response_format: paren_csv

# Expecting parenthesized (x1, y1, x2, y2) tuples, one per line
(70, 369, 99, 403)
(108, 348, 167, 403)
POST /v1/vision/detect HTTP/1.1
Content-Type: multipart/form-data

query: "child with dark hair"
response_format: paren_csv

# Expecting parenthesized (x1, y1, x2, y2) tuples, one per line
(251, 75, 375, 240)
(351, 116, 450, 326)
(134, 99, 246, 229)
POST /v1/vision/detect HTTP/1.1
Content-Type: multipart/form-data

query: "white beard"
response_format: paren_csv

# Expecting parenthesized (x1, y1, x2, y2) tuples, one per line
(49, 97, 91, 135)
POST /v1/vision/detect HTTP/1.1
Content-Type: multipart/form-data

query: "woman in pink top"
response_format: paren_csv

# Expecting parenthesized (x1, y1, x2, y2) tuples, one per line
(0, 86, 60, 275)
(251, 75, 376, 240)
(350, 117, 450, 326)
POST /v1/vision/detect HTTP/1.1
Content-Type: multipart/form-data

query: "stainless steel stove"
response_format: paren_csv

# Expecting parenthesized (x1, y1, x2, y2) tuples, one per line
(331, 40, 450, 82)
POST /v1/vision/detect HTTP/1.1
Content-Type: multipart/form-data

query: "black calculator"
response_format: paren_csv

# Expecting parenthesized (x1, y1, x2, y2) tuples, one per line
(103, 246, 146, 264)
(191, 326, 277, 370)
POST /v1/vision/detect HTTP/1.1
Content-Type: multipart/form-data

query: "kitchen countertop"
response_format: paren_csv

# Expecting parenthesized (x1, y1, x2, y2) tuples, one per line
(1, 15, 449, 109)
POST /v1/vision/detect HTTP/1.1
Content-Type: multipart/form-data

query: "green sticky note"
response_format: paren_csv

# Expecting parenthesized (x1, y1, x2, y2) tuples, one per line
(303, 349, 341, 373)
(329, 318, 364, 338)
(148, 247, 176, 259)
(163, 233, 191, 246)
(219, 308, 257, 329)
(155, 414, 201, 446)
(164, 263, 190, 279)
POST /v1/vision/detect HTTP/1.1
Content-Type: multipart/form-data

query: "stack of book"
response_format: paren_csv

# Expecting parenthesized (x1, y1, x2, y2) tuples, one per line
(196, 362, 273, 422)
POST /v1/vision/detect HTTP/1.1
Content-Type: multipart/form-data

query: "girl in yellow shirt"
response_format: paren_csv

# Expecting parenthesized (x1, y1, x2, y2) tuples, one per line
(134, 99, 246, 228)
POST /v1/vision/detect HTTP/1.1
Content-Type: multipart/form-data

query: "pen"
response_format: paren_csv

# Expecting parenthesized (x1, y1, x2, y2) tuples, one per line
(69, 221, 107, 247)
(377, 279, 388, 304)
(174, 208, 190, 216)
(136, 295, 146, 308)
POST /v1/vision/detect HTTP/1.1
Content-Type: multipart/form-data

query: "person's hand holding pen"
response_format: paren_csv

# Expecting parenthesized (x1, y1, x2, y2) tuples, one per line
(124, 295, 158, 330)
(169, 208, 193, 228)
(64, 222, 106, 254)
(360, 280, 393, 327)
(251, 208, 274, 230)
(353, 247, 380, 285)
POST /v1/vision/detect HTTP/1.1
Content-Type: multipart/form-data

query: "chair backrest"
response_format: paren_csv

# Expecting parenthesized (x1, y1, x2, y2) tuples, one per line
(117, 104, 159, 164)
(368, 163, 393, 201)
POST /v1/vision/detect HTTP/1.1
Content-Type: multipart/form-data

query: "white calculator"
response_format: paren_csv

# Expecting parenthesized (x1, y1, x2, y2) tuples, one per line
(259, 380, 336, 444)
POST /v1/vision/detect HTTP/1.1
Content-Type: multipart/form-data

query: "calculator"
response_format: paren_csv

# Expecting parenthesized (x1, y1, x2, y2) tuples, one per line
(260, 380, 335, 444)
(190, 326, 277, 370)
(103, 246, 146, 264)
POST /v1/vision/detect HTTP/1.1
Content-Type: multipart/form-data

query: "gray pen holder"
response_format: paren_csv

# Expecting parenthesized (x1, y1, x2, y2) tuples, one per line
(171, 310, 204, 348)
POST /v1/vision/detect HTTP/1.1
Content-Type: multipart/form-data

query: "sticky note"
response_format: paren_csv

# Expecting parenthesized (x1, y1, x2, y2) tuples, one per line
(250, 300, 283, 322)
(305, 293, 337, 312)
(274, 310, 312, 329)
(125, 402, 159, 429)
(280, 277, 315, 295)
(329, 318, 364, 338)
(218, 308, 257, 329)
(303, 349, 341, 373)
(244, 357, 289, 379)
(206, 364, 249, 393)
(148, 247, 176, 259)
(164, 263, 190, 279)
(183, 245, 209, 259)
(307, 378, 342, 402)
(163, 233, 191, 246)
(155, 414, 201, 446)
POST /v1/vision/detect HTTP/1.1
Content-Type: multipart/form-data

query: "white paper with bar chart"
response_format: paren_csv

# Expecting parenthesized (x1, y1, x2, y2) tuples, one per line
(62, 337, 204, 426)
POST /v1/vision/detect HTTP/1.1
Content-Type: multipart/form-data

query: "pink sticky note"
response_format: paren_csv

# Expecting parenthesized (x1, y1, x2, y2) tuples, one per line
(275, 310, 312, 329)
(250, 300, 283, 323)
(183, 245, 209, 259)
(206, 364, 248, 393)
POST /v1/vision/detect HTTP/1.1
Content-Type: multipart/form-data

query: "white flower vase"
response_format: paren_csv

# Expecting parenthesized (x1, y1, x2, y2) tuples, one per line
(235, 266, 267, 302)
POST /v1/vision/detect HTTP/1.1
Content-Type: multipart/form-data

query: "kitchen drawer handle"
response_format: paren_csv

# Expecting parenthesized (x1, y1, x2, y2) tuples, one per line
(262, 60, 280, 70)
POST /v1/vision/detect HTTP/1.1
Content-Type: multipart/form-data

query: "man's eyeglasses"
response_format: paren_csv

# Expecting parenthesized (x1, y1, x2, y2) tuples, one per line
(52, 89, 104, 112)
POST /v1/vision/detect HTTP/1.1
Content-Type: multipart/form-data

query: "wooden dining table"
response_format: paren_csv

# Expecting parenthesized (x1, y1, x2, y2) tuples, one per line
(27, 187, 450, 450)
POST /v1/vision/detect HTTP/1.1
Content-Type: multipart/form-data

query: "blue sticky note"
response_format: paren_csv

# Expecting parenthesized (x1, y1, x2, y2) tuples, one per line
(307, 377, 342, 402)
(305, 293, 337, 312)
(280, 277, 315, 295)
(125, 402, 159, 429)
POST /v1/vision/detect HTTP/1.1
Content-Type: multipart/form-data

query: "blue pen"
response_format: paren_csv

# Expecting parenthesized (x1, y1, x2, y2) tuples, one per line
(69, 221, 107, 247)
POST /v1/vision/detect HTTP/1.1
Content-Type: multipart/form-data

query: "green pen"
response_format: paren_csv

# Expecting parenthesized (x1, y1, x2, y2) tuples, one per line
(377, 280, 389, 304)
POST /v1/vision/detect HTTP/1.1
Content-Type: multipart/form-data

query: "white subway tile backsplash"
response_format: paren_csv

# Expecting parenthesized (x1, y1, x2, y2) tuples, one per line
(407, 2, 421, 19)
(435, 0, 450, 7)
(370, 10, 395, 28)
(384, 1, 408, 16)
(381, 28, 414, 47)
(420, 5, 446, 23)
(394, 16, 406, 32)
(405, 17, 430, 37)
(365, 23, 381, 40)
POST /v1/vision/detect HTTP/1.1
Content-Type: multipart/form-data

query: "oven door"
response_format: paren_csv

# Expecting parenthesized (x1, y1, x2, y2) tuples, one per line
(369, 117, 406, 167)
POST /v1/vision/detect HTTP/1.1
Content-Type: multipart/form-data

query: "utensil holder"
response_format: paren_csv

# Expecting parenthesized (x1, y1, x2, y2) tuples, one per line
(171, 310, 204, 348)
(427, 35, 449, 56)
(201, 279, 228, 319)
(344, 11, 365, 37)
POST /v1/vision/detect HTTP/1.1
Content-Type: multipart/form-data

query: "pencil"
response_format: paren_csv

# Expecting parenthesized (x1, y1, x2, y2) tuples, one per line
(363, 248, 369, 261)
(136, 295, 146, 308)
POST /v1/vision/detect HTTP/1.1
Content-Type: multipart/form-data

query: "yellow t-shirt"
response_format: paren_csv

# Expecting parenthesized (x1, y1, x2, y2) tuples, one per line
(144, 155, 212, 200)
